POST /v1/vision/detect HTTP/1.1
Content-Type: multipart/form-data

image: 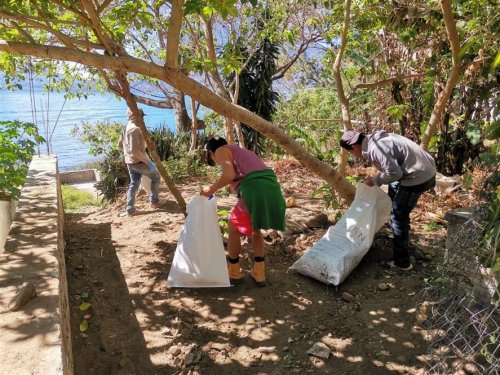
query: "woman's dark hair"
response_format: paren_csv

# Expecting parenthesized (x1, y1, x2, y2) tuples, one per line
(204, 136, 228, 166)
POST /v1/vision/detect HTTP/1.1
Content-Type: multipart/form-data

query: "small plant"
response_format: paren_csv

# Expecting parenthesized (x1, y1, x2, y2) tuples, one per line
(217, 208, 229, 240)
(94, 149, 128, 202)
(423, 220, 440, 232)
(61, 184, 103, 212)
(0, 120, 44, 200)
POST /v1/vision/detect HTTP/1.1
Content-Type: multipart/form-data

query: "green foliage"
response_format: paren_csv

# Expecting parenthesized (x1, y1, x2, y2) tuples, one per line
(162, 132, 209, 183)
(387, 104, 408, 122)
(70, 120, 129, 201)
(61, 184, 103, 212)
(71, 121, 122, 157)
(0, 120, 44, 200)
(288, 123, 339, 165)
(94, 148, 128, 202)
(217, 208, 229, 240)
(273, 87, 340, 127)
(423, 220, 441, 232)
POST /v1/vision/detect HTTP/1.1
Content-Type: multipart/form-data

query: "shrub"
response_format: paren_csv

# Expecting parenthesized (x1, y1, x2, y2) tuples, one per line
(0, 120, 44, 200)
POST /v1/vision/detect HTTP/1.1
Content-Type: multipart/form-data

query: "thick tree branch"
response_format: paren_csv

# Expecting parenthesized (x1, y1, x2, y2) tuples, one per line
(332, 0, 352, 176)
(97, 0, 114, 13)
(80, 0, 125, 55)
(0, 40, 355, 202)
(165, 0, 183, 68)
(420, 0, 462, 150)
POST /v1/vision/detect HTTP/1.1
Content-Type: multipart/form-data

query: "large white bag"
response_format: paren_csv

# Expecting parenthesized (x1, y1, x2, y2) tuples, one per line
(290, 182, 392, 285)
(167, 195, 230, 288)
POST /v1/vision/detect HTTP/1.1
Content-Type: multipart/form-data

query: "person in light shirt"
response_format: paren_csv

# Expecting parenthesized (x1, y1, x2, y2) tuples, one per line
(117, 108, 161, 216)
(340, 130, 436, 271)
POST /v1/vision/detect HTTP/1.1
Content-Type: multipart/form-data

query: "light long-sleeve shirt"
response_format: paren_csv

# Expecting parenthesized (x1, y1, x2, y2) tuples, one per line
(118, 121, 151, 165)
(362, 131, 436, 187)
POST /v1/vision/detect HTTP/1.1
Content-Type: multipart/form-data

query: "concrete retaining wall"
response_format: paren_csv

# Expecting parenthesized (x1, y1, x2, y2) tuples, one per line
(0, 200, 17, 252)
(0, 156, 73, 375)
(60, 169, 98, 184)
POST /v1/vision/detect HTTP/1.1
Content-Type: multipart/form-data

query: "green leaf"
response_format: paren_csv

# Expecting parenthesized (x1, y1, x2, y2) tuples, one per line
(79, 319, 89, 332)
(79, 302, 92, 311)
(485, 120, 500, 140)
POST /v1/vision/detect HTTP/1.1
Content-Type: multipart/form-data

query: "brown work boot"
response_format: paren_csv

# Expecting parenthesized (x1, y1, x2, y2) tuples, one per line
(227, 262, 242, 283)
(250, 261, 266, 287)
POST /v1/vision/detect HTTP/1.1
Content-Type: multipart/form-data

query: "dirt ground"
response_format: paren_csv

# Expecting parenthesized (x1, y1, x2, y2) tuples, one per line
(64, 160, 463, 375)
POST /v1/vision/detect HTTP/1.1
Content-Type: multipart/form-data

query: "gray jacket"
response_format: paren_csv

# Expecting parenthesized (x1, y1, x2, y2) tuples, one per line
(362, 131, 436, 187)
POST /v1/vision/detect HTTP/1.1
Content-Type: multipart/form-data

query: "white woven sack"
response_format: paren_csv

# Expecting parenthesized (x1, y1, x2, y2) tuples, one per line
(290, 182, 391, 285)
(168, 195, 230, 288)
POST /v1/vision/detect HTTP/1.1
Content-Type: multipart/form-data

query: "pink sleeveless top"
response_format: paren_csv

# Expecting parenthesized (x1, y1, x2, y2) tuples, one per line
(225, 144, 268, 192)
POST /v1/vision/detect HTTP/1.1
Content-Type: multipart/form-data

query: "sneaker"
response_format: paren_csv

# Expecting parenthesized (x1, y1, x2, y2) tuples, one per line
(380, 260, 413, 271)
(250, 261, 266, 287)
(127, 209, 142, 216)
(151, 202, 162, 209)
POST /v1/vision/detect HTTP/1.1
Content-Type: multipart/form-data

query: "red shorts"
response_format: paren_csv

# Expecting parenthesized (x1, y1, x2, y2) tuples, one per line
(230, 205, 253, 236)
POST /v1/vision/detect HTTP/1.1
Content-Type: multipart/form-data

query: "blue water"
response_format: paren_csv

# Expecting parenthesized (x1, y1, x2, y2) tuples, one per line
(0, 86, 175, 171)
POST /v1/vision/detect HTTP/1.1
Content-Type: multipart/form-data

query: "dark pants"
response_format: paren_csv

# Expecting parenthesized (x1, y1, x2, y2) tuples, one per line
(388, 176, 436, 268)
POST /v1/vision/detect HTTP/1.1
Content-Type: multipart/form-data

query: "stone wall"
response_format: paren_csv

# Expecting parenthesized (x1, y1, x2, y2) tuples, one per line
(0, 156, 73, 375)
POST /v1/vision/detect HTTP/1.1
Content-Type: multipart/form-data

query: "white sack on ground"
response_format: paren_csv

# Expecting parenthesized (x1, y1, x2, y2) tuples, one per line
(168, 195, 230, 288)
(290, 182, 391, 285)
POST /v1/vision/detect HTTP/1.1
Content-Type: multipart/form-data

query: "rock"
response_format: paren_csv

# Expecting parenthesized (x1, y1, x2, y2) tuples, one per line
(258, 346, 275, 354)
(342, 292, 355, 302)
(283, 346, 289, 352)
(284, 220, 308, 235)
(168, 346, 181, 356)
(184, 348, 203, 366)
(377, 283, 389, 291)
(8, 282, 37, 311)
(307, 342, 331, 359)
(288, 337, 294, 344)
(304, 214, 329, 229)
(285, 196, 296, 208)
(210, 343, 226, 351)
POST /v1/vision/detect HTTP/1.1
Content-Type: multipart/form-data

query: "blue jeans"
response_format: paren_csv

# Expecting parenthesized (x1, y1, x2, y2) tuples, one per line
(126, 162, 160, 214)
(388, 176, 436, 268)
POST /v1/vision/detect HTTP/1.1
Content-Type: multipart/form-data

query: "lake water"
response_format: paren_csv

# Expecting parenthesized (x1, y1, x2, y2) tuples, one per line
(0, 86, 175, 171)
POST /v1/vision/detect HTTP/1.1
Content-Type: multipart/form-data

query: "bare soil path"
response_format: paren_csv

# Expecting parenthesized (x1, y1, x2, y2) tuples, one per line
(65, 160, 454, 375)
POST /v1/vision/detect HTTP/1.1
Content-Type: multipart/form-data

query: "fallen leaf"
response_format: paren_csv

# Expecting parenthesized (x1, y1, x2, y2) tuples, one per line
(79, 302, 91, 311)
(80, 319, 89, 332)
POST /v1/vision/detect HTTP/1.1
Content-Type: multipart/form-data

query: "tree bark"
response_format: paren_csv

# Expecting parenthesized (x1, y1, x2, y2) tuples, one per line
(420, 0, 462, 150)
(189, 97, 198, 152)
(332, 0, 352, 176)
(0, 41, 356, 202)
(171, 90, 191, 133)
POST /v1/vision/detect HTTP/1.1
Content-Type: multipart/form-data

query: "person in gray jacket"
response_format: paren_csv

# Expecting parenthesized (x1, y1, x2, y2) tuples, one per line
(118, 108, 161, 216)
(340, 130, 436, 271)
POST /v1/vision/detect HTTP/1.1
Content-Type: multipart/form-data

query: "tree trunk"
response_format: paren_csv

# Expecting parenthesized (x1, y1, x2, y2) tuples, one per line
(171, 90, 191, 133)
(189, 97, 198, 152)
(420, 0, 462, 150)
(332, 0, 352, 176)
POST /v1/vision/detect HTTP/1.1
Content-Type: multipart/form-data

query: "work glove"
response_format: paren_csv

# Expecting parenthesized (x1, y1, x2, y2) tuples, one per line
(147, 160, 155, 174)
